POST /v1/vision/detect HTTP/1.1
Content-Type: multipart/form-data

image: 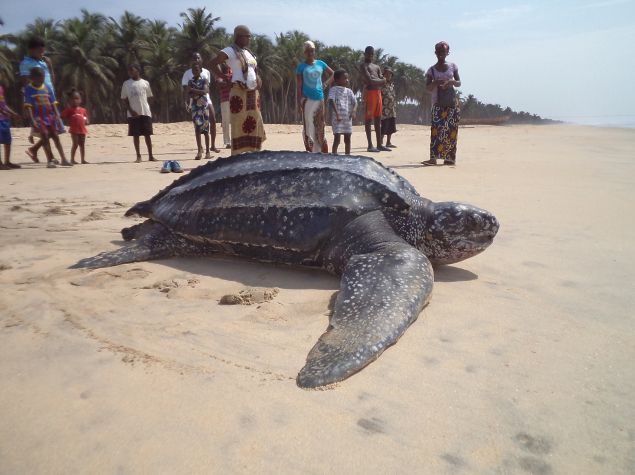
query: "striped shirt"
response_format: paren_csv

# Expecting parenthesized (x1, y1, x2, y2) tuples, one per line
(24, 83, 57, 126)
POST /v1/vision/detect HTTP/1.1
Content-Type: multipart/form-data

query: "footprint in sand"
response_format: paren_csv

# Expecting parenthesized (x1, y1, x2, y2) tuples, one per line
(70, 268, 152, 288)
(220, 288, 280, 305)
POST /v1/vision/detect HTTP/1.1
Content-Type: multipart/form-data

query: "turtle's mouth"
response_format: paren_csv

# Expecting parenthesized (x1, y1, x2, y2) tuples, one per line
(464, 230, 497, 246)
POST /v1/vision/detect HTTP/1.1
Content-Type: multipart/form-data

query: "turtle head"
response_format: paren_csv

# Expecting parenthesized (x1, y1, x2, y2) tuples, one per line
(422, 202, 499, 265)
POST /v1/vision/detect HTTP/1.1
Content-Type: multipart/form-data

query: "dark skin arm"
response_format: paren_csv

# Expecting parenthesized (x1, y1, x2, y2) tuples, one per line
(359, 62, 386, 88)
(297, 66, 335, 110)
(209, 52, 231, 83)
(426, 68, 461, 92)
(328, 99, 342, 121)
(122, 98, 138, 118)
(186, 78, 209, 97)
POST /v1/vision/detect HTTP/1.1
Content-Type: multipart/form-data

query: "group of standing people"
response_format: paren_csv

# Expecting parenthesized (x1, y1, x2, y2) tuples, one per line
(294, 41, 461, 164)
(0, 26, 462, 170)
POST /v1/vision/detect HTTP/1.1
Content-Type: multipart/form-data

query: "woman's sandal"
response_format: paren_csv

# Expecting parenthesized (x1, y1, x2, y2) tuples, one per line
(421, 160, 438, 166)
(443, 160, 455, 166)
(194, 154, 202, 160)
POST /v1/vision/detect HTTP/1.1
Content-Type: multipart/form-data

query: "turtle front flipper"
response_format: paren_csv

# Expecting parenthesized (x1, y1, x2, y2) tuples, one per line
(70, 221, 184, 269)
(297, 244, 433, 388)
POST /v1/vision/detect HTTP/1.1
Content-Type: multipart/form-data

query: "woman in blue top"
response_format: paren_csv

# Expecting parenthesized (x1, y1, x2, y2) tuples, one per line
(296, 41, 334, 153)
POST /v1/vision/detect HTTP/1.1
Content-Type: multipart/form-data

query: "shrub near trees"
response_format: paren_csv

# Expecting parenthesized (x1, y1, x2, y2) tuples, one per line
(0, 8, 554, 126)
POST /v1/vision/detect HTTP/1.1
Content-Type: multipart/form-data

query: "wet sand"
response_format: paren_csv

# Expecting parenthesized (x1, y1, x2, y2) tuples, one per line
(0, 122, 633, 473)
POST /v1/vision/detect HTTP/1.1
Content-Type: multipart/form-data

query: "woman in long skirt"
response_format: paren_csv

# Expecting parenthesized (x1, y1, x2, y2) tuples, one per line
(422, 41, 462, 166)
(296, 40, 334, 153)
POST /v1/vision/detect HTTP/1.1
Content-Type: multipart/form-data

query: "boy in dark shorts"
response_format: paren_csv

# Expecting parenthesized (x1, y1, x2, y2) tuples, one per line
(24, 67, 71, 168)
(121, 62, 156, 162)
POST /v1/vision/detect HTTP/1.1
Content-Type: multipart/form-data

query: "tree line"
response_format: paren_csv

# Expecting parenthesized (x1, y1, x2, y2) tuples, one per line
(0, 8, 555, 126)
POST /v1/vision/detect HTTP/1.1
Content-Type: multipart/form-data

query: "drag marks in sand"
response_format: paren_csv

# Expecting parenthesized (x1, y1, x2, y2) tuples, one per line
(0, 195, 321, 384)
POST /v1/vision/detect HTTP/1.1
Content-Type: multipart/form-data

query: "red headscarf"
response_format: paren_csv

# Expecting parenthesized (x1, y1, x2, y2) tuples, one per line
(435, 41, 450, 54)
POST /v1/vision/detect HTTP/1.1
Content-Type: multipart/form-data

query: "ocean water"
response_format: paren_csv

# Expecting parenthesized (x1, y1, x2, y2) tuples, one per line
(564, 117, 635, 129)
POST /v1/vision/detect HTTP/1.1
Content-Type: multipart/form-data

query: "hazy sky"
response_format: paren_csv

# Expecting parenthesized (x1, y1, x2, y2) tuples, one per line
(3, 0, 635, 126)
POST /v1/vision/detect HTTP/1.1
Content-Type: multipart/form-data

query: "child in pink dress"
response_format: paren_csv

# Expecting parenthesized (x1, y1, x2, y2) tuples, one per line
(60, 88, 89, 164)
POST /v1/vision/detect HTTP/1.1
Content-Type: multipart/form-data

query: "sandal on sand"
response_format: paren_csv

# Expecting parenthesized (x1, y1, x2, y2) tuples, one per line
(387, 144, 397, 148)
(8, 163, 21, 169)
(194, 154, 202, 160)
(25, 149, 39, 163)
(378, 145, 391, 152)
(52, 159, 60, 165)
(148, 156, 158, 162)
(443, 160, 455, 165)
(0, 164, 10, 170)
(421, 160, 438, 166)
(211, 148, 221, 153)
(367, 147, 380, 152)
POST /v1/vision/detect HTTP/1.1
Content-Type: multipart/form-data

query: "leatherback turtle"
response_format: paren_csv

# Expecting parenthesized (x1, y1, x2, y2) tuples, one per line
(72, 151, 499, 388)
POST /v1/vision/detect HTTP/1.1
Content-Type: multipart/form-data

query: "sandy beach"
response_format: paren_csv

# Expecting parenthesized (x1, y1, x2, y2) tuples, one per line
(0, 122, 634, 474)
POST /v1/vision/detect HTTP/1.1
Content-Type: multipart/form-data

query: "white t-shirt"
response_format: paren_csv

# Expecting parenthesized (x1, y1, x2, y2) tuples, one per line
(181, 68, 212, 101)
(121, 78, 153, 118)
(221, 46, 257, 90)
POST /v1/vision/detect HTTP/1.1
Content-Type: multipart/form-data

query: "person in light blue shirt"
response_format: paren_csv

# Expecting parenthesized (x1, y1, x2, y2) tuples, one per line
(296, 41, 334, 153)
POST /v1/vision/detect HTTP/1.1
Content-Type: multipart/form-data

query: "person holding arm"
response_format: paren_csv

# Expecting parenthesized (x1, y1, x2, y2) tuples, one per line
(422, 41, 461, 166)
(181, 52, 220, 153)
(359, 46, 390, 153)
(20, 37, 66, 163)
(296, 40, 334, 153)
(24, 67, 71, 168)
(208, 25, 266, 155)
(186, 62, 212, 161)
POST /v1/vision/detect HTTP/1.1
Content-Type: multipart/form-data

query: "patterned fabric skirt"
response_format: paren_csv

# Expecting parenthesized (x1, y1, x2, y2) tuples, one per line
(301, 97, 328, 153)
(229, 82, 266, 155)
(430, 103, 460, 163)
(191, 95, 210, 133)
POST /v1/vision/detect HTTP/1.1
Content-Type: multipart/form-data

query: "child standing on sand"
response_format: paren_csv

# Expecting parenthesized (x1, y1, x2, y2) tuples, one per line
(328, 70, 357, 155)
(24, 67, 71, 168)
(121, 62, 156, 163)
(186, 62, 211, 160)
(0, 79, 22, 169)
(60, 88, 89, 164)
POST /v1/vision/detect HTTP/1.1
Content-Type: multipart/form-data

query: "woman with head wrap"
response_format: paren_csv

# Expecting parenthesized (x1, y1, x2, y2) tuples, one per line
(422, 41, 461, 166)
(209, 25, 266, 155)
(296, 40, 334, 153)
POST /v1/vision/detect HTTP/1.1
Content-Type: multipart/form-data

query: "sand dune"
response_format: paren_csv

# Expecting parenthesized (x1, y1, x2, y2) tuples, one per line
(0, 122, 633, 473)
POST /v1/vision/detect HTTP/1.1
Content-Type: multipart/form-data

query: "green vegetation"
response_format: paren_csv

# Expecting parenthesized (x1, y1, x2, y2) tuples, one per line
(0, 9, 555, 125)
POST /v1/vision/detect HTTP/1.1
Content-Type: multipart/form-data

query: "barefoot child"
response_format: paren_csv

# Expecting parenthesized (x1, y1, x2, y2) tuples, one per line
(24, 67, 71, 168)
(327, 70, 357, 155)
(121, 62, 156, 163)
(186, 62, 212, 160)
(0, 80, 22, 169)
(60, 88, 89, 164)
(20, 36, 67, 164)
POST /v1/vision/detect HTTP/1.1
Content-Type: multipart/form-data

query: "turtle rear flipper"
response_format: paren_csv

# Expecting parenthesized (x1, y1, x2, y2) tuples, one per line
(297, 244, 433, 388)
(70, 221, 180, 269)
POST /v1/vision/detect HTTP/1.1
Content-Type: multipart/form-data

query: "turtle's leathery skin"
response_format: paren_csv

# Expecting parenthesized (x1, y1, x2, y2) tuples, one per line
(71, 151, 499, 388)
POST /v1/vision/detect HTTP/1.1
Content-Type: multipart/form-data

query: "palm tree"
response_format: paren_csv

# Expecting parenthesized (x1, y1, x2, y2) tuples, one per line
(145, 20, 182, 123)
(106, 12, 149, 66)
(249, 34, 282, 123)
(275, 30, 310, 123)
(174, 8, 223, 66)
(52, 12, 117, 122)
